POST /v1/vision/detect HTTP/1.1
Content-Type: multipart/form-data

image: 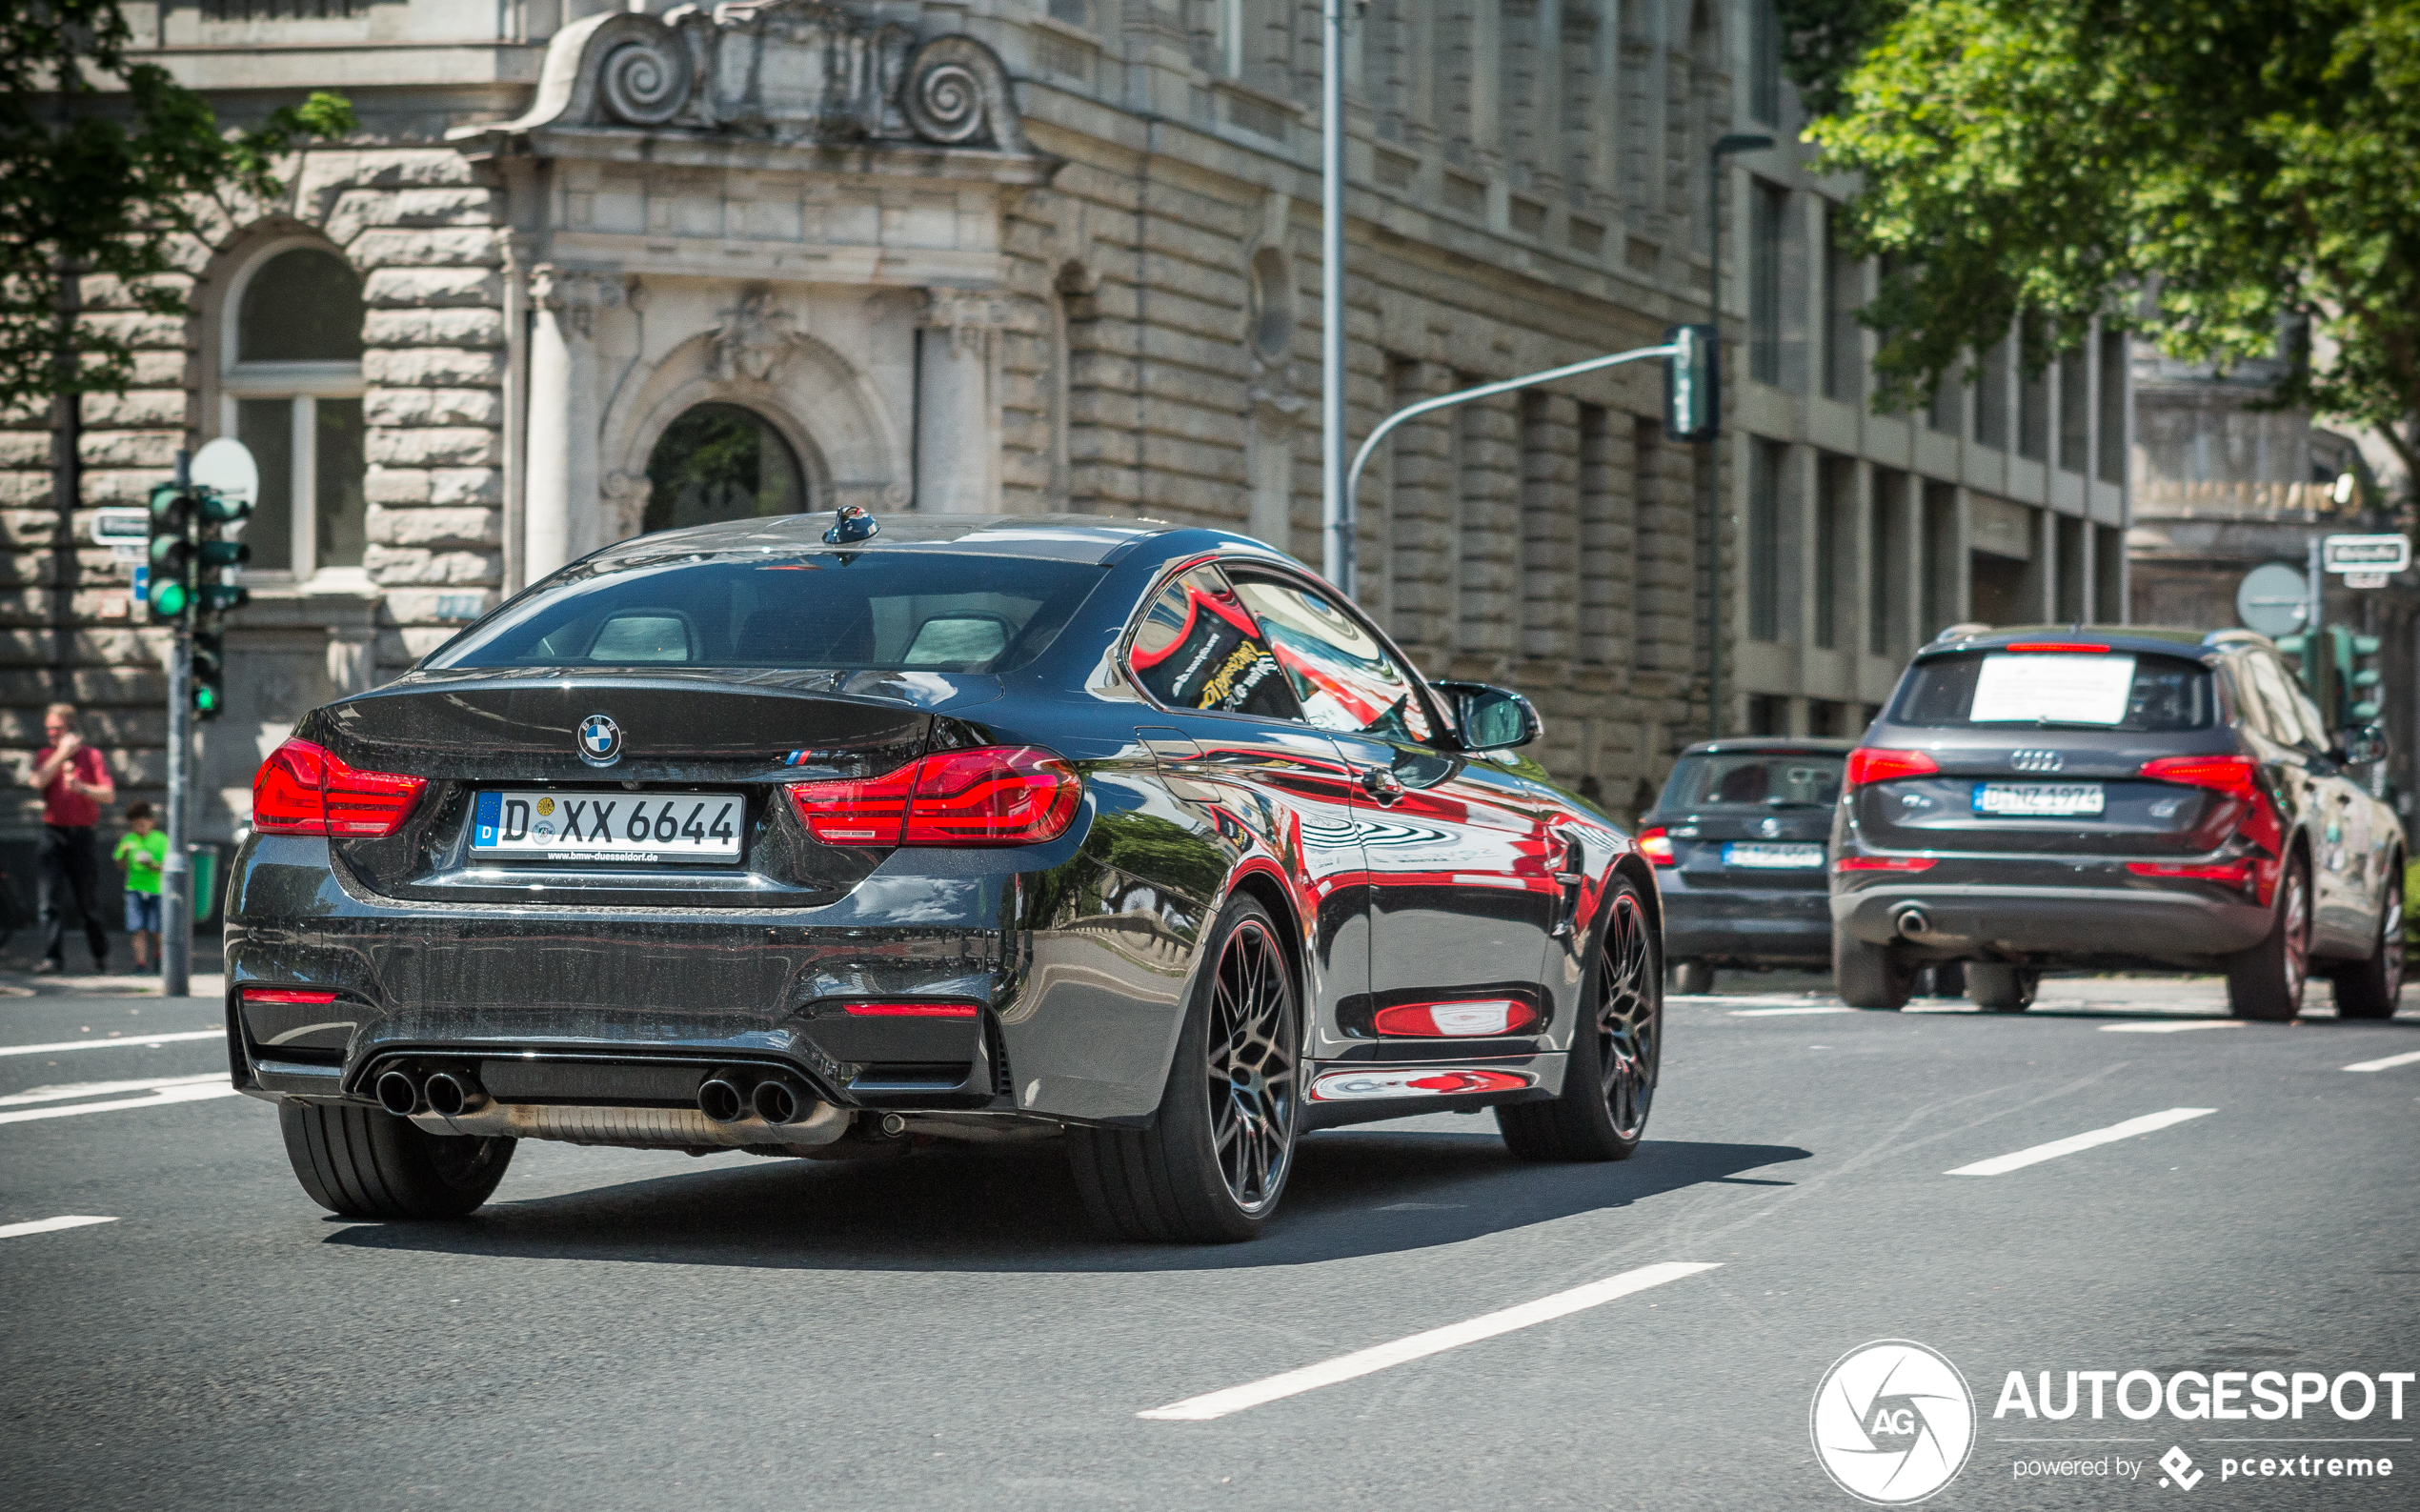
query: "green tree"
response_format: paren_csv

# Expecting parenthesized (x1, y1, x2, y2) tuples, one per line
(0, 0, 353, 413)
(1785, 0, 2420, 500)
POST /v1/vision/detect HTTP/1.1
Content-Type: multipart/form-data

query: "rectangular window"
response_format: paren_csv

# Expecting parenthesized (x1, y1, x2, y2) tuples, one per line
(2018, 313, 2048, 460)
(1867, 472, 1896, 657)
(2055, 515, 2086, 623)
(2058, 343, 2089, 473)
(1923, 483, 1958, 641)
(2096, 329, 2128, 484)
(1823, 209, 1862, 403)
(1632, 416, 1667, 674)
(1749, 180, 1785, 385)
(1578, 404, 1618, 665)
(1748, 439, 1782, 641)
(316, 397, 367, 569)
(1748, 0, 1783, 125)
(1927, 368, 1964, 437)
(1814, 458, 1855, 650)
(1975, 335, 2010, 451)
(236, 399, 294, 574)
(2093, 523, 2126, 624)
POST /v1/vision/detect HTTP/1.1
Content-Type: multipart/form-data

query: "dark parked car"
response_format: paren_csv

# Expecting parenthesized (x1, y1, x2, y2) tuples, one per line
(1831, 626, 2404, 1018)
(227, 513, 1664, 1242)
(1640, 738, 1853, 993)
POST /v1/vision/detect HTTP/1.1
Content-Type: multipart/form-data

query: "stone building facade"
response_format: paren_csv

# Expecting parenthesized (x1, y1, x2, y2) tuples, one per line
(8, 0, 2133, 890)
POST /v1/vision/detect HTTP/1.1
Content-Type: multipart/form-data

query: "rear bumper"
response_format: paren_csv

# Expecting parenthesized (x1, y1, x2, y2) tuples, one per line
(1657, 872, 1833, 964)
(1830, 880, 2271, 960)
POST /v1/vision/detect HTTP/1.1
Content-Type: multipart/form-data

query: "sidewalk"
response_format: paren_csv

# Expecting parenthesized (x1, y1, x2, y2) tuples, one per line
(0, 931, 227, 999)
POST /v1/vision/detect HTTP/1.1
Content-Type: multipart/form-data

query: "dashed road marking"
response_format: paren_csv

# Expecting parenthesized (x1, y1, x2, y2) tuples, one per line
(1730, 1006, 1855, 1017)
(0, 1215, 117, 1240)
(2344, 1048, 2420, 1073)
(0, 1073, 227, 1107)
(2098, 1019, 2245, 1035)
(0, 1029, 223, 1058)
(0, 1081, 241, 1126)
(1138, 1261, 1720, 1421)
(1946, 1107, 2216, 1177)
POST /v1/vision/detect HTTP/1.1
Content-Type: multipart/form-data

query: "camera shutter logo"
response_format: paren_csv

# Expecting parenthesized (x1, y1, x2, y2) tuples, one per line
(1810, 1340, 1976, 1503)
(577, 714, 622, 767)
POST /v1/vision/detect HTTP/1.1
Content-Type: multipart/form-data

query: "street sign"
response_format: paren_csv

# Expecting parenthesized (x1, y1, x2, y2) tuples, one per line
(2321, 534, 2410, 574)
(2235, 562, 2309, 636)
(91, 506, 148, 547)
(2345, 571, 2390, 590)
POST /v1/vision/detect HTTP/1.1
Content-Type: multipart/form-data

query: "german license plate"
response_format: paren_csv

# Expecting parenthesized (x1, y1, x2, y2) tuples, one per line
(1723, 842, 1825, 869)
(470, 790, 743, 863)
(1974, 782, 2105, 817)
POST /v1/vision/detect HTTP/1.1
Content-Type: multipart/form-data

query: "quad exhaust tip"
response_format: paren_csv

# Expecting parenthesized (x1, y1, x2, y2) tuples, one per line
(423, 1070, 485, 1119)
(374, 1069, 420, 1118)
(751, 1079, 802, 1126)
(697, 1078, 747, 1123)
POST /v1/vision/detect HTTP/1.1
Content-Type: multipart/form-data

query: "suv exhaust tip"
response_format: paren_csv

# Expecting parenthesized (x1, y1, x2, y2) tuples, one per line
(374, 1069, 421, 1118)
(1894, 906, 1933, 939)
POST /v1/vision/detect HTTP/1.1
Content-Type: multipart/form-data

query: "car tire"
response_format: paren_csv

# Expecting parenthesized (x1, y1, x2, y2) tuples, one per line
(2331, 861, 2405, 1020)
(1500, 877, 1660, 1162)
(1068, 895, 1300, 1243)
(278, 1102, 514, 1220)
(2227, 854, 2311, 1022)
(1966, 964, 2039, 1012)
(1671, 959, 1716, 996)
(1835, 931, 1913, 1011)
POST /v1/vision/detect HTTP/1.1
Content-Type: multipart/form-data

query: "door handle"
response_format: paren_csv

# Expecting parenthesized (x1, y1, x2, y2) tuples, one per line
(1359, 765, 1404, 803)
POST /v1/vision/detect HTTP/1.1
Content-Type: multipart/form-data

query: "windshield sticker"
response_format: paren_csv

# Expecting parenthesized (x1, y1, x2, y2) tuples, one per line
(1969, 655, 2138, 725)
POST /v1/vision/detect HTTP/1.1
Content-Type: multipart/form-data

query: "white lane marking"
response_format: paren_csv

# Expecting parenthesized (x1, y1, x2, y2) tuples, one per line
(1671, 995, 1838, 1009)
(1946, 1107, 2216, 1177)
(0, 1215, 118, 1240)
(2345, 1048, 2420, 1073)
(0, 1081, 242, 1126)
(2098, 1019, 2245, 1035)
(1730, 1006, 1854, 1017)
(1138, 1261, 1720, 1421)
(0, 1030, 223, 1058)
(0, 1073, 228, 1107)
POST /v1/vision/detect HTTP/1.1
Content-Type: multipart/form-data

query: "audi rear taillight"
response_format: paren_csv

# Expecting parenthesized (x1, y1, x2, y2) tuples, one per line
(1372, 999, 1539, 1038)
(1845, 747, 1940, 786)
(252, 739, 427, 838)
(2127, 859, 2253, 885)
(2139, 754, 2258, 802)
(786, 746, 1081, 847)
(1638, 827, 1676, 866)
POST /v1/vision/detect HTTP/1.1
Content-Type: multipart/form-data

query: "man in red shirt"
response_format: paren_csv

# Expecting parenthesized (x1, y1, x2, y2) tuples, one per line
(30, 702, 116, 974)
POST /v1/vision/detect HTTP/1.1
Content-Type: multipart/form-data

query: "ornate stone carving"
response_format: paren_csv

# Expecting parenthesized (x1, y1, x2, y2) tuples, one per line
(495, 3, 1029, 154)
(708, 288, 804, 382)
(529, 268, 622, 340)
(600, 471, 652, 544)
(920, 288, 1010, 358)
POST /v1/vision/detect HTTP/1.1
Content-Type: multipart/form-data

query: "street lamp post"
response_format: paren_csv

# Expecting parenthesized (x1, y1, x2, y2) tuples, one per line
(1320, 0, 1350, 595)
(1704, 131, 1773, 742)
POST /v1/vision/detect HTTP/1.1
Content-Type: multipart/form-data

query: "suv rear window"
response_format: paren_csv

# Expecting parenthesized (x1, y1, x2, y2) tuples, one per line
(1660, 752, 1845, 810)
(1890, 651, 2217, 731)
(427, 553, 1105, 674)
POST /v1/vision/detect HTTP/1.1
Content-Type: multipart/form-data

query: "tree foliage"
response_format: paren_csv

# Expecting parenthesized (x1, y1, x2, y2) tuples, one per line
(0, 0, 353, 413)
(1789, 0, 2420, 491)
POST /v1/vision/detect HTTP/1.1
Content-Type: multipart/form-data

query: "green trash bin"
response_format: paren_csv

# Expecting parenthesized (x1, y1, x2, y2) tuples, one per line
(190, 844, 221, 924)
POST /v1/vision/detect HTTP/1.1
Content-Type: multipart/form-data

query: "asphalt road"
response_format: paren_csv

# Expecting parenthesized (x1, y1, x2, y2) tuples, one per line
(3, 975, 2414, 1511)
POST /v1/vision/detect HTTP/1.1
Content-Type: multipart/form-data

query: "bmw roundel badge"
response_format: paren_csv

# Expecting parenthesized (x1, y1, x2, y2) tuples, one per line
(577, 713, 622, 767)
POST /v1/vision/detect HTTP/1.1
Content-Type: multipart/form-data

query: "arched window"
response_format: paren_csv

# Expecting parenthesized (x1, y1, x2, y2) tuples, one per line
(642, 403, 807, 534)
(221, 242, 367, 576)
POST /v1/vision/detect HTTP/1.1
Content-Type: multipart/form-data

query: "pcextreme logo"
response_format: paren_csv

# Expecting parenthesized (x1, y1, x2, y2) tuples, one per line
(1811, 1340, 1978, 1504)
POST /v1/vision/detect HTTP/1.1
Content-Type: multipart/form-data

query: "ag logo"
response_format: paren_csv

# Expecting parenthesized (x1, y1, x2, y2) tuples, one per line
(577, 714, 621, 767)
(1810, 1340, 1976, 1504)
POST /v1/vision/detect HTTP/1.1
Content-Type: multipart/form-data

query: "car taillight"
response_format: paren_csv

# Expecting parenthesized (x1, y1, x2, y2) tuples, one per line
(2003, 642, 2109, 654)
(2139, 754, 2258, 802)
(2127, 859, 2254, 885)
(1638, 827, 1676, 866)
(837, 1001, 980, 1018)
(1845, 747, 1940, 786)
(1372, 999, 1539, 1037)
(786, 746, 1081, 847)
(251, 738, 427, 838)
(1834, 855, 1935, 873)
(239, 986, 338, 1005)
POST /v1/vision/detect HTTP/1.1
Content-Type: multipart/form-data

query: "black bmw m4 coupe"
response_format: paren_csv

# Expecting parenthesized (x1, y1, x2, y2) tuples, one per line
(229, 512, 1664, 1242)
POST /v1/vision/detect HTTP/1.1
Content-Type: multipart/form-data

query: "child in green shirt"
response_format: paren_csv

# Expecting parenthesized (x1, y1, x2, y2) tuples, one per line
(113, 802, 169, 974)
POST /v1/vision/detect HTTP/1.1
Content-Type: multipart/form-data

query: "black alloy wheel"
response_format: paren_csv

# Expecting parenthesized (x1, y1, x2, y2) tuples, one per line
(2331, 861, 2406, 1020)
(279, 1102, 514, 1219)
(1500, 877, 1660, 1161)
(2228, 854, 2310, 1022)
(1069, 896, 1301, 1242)
(1835, 931, 1914, 1011)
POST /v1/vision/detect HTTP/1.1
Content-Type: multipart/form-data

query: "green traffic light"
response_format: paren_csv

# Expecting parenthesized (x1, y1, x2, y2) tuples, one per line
(149, 578, 191, 618)
(193, 684, 221, 715)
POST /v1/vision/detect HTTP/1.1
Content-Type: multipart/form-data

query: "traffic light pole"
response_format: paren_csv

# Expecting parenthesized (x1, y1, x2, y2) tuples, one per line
(162, 452, 194, 1000)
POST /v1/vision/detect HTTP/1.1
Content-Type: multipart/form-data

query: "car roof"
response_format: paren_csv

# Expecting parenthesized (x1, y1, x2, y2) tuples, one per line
(591, 512, 1194, 566)
(1675, 737, 1860, 756)
(1914, 624, 2223, 660)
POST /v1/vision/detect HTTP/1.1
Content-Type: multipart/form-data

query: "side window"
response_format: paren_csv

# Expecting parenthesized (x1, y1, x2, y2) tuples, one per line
(2224, 658, 2280, 743)
(1229, 573, 1440, 745)
(1127, 564, 1298, 718)
(2249, 655, 2324, 750)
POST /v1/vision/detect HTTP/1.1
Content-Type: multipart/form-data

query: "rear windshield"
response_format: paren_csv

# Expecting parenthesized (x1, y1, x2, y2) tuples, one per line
(1660, 752, 1845, 810)
(427, 553, 1105, 674)
(1890, 651, 2217, 731)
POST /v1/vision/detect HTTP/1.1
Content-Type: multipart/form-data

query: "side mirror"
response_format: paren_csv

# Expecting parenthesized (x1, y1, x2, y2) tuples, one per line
(2344, 722, 2391, 767)
(1436, 680, 1542, 752)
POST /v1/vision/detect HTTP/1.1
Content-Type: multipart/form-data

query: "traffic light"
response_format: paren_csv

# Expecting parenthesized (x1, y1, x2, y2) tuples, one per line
(191, 630, 226, 720)
(188, 485, 252, 718)
(146, 481, 195, 621)
(2341, 632, 2383, 724)
(1664, 323, 1717, 442)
